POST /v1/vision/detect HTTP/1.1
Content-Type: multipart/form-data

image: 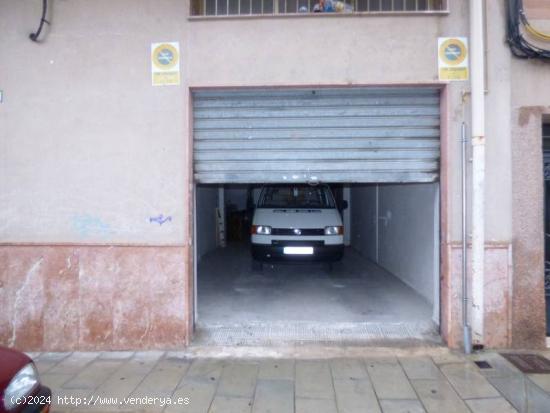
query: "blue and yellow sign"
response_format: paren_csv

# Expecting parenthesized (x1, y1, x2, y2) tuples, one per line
(438, 37, 469, 81)
(151, 42, 180, 86)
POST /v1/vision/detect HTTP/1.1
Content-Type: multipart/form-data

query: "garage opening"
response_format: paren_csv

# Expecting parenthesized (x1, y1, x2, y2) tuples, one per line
(192, 87, 441, 346)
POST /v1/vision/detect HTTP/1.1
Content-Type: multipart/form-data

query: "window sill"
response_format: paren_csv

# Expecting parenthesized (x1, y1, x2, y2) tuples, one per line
(188, 10, 450, 21)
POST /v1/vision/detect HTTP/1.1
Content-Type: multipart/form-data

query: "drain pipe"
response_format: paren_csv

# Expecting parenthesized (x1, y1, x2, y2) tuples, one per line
(462, 122, 472, 355)
(470, 0, 486, 348)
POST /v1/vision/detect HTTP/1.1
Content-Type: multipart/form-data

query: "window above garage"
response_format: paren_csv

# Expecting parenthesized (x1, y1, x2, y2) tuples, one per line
(191, 0, 447, 17)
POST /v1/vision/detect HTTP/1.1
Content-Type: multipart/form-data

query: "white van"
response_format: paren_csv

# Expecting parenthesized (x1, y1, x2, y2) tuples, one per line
(251, 184, 345, 265)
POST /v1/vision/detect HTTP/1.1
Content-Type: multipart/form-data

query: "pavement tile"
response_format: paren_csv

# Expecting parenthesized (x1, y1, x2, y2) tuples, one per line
(38, 352, 73, 362)
(364, 356, 399, 365)
(166, 378, 217, 413)
(472, 353, 522, 379)
(252, 379, 293, 413)
(440, 363, 500, 399)
(91, 357, 158, 399)
(379, 399, 426, 413)
(366, 361, 417, 400)
(473, 354, 530, 412)
(47, 352, 99, 375)
(208, 396, 252, 413)
(41, 372, 75, 389)
(295, 360, 334, 400)
(98, 351, 135, 360)
(399, 357, 443, 380)
(35, 360, 57, 376)
(28, 352, 550, 413)
(134, 351, 166, 362)
(411, 378, 470, 413)
(258, 359, 294, 381)
(465, 397, 518, 413)
(166, 351, 190, 358)
(216, 362, 259, 398)
(485, 374, 527, 413)
(528, 374, 550, 393)
(131, 356, 190, 398)
(333, 378, 381, 413)
(296, 398, 338, 413)
(526, 378, 550, 413)
(34, 352, 72, 374)
(430, 352, 466, 365)
(185, 359, 225, 383)
(62, 359, 126, 390)
(330, 358, 368, 380)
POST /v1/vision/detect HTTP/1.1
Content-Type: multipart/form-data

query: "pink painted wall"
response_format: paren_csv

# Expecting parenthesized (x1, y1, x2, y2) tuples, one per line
(442, 245, 513, 349)
(0, 246, 189, 351)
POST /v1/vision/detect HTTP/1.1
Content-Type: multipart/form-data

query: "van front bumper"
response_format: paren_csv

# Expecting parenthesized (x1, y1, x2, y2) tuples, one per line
(251, 241, 344, 262)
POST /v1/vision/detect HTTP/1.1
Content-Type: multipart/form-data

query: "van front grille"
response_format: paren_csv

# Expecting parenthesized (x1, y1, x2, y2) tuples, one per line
(271, 228, 325, 236)
(271, 240, 325, 246)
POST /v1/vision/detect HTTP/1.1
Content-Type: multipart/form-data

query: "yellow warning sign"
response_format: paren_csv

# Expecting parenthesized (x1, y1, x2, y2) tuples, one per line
(151, 42, 180, 86)
(438, 37, 469, 81)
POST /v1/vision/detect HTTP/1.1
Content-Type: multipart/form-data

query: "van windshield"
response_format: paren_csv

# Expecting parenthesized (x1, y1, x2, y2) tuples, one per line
(258, 185, 336, 209)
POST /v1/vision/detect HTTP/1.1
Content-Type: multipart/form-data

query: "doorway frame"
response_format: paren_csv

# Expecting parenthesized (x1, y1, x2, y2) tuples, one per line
(187, 83, 449, 344)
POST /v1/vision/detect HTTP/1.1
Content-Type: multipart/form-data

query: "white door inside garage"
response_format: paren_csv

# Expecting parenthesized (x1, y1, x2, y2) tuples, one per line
(192, 87, 441, 346)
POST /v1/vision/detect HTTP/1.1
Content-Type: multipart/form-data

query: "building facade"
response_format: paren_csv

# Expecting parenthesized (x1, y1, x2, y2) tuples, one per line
(0, 0, 549, 351)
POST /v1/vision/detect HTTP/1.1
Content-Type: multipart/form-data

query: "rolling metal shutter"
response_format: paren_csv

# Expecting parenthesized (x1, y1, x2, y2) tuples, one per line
(193, 87, 440, 184)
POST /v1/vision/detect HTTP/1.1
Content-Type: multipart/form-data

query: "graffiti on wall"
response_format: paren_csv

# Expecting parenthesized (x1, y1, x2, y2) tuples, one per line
(149, 214, 172, 226)
(72, 214, 112, 237)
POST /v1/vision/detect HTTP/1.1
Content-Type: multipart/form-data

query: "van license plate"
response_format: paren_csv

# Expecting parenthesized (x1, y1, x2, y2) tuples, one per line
(283, 246, 314, 255)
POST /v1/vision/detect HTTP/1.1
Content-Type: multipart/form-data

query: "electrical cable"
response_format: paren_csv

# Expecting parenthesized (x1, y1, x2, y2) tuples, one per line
(524, 23, 550, 42)
(507, 0, 550, 60)
(520, 12, 550, 42)
(29, 0, 49, 42)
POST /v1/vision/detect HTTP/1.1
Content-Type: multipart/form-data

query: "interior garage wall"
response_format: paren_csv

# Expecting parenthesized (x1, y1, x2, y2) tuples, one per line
(350, 185, 378, 261)
(379, 184, 438, 305)
(225, 186, 248, 210)
(196, 186, 218, 260)
(351, 183, 438, 306)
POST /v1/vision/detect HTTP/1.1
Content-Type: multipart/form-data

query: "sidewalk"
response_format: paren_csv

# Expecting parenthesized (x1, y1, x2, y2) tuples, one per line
(31, 347, 550, 412)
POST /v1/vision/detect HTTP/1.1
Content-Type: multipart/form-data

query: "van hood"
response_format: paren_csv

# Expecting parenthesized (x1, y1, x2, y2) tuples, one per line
(253, 208, 342, 228)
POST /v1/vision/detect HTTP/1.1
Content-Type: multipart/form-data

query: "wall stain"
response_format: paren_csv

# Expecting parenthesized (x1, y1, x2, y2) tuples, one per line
(518, 106, 545, 127)
(72, 214, 111, 237)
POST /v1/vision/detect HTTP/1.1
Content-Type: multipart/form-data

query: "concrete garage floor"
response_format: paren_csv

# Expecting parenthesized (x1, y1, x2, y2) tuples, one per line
(196, 244, 438, 346)
(34, 349, 550, 413)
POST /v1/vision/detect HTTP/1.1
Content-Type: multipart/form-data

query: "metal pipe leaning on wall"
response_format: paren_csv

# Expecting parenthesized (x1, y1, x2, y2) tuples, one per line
(462, 122, 472, 355)
(470, 0, 486, 349)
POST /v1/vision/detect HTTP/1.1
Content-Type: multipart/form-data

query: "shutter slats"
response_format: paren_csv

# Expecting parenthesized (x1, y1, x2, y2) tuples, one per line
(193, 88, 440, 184)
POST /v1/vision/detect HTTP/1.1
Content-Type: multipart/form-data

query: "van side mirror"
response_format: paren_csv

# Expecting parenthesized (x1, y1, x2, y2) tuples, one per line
(340, 200, 349, 210)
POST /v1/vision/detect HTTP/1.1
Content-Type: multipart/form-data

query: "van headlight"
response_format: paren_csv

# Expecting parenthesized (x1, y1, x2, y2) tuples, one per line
(3, 363, 39, 411)
(252, 225, 272, 235)
(324, 226, 343, 235)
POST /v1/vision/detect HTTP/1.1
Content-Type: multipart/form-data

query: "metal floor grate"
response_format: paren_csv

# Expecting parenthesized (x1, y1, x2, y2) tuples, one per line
(500, 353, 550, 374)
(193, 321, 441, 347)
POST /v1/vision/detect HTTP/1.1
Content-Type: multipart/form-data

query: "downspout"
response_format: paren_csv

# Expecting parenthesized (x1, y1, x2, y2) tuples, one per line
(462, 122, 472, 354)
(470, 0, 486, 348)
